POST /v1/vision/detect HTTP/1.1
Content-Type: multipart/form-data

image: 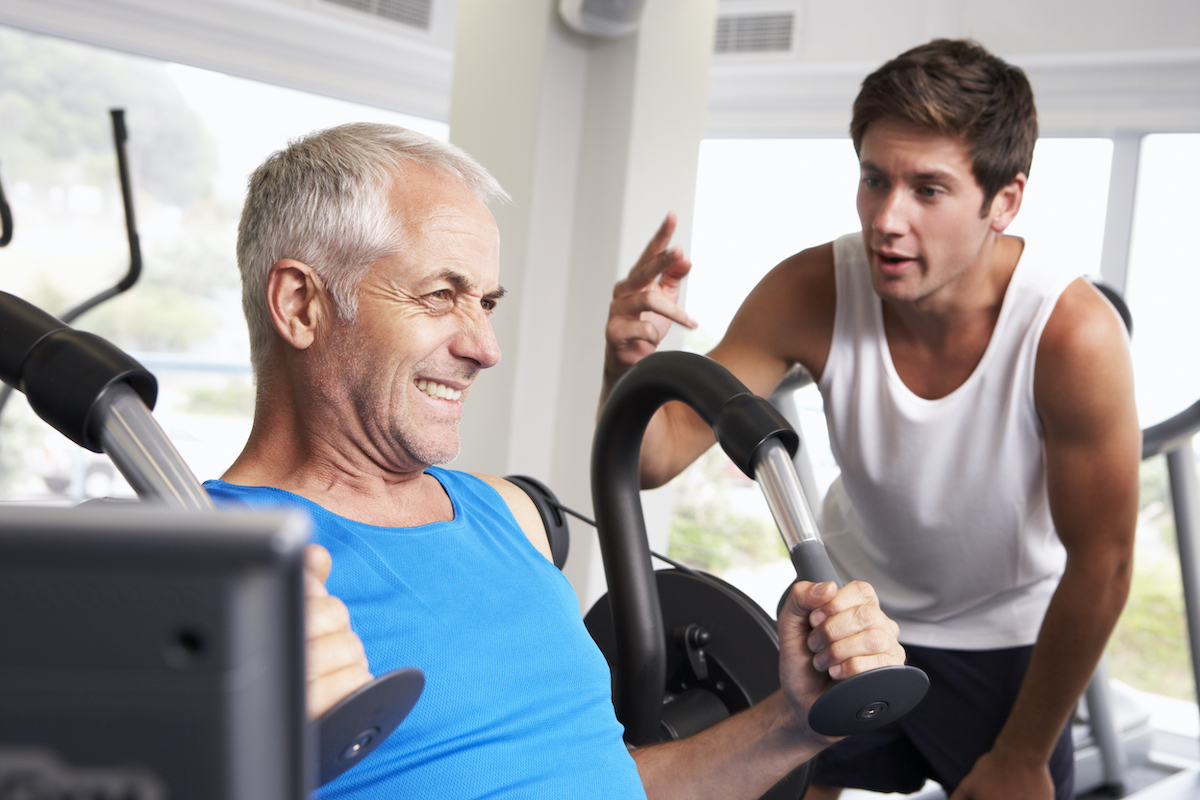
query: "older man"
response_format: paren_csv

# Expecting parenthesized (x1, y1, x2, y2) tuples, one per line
(205, 123, 905, 800)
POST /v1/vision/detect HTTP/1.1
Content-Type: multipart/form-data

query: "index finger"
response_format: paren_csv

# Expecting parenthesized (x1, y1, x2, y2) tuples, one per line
(805, 580, 881, 629)
(636, 212, 677, 267)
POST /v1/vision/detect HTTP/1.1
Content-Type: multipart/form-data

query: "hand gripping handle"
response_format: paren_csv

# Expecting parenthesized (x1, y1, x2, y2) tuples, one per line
(755, 439, 929, 736)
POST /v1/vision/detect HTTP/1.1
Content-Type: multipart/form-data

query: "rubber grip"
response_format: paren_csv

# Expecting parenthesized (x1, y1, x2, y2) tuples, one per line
(789, 539, 842, 587)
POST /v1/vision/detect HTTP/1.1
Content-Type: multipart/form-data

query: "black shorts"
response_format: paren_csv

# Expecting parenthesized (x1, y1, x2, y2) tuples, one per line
(812, 644, 1075, 798)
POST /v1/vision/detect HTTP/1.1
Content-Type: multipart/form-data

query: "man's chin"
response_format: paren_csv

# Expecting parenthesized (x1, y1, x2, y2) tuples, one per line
(401, 438, 461, 470)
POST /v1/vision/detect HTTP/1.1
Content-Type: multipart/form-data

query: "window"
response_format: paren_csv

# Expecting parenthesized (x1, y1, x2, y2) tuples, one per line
(0, 26, 444, 502)
(1125, 134, 1200, 428)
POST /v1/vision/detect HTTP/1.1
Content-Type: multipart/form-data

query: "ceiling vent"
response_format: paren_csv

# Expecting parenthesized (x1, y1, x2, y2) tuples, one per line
(714, 12, 795, 55)
(320, 0, 432, 29)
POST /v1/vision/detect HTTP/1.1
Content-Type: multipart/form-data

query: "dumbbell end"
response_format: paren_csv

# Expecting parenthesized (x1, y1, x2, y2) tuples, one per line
(808, 664, 929, 737)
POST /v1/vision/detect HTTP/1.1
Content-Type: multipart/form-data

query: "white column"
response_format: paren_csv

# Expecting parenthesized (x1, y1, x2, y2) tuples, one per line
(1099, 132, 1143, 295)
(449, 0, 716, 610)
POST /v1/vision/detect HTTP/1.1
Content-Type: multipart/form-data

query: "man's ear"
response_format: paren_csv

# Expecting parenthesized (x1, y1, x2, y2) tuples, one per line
(266, 259, 332, 351)
(987, 173, 1026, 233)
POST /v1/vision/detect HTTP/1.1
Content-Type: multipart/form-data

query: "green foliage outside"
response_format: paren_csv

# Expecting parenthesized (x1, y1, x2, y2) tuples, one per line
(0, 27, 234, 356)
(183, 377, 257, 417)
(0, 27, 216, 206)
(668, 448, 787, 573)
(1107, 455, 1196, 702)
(0, 28, 245, 497)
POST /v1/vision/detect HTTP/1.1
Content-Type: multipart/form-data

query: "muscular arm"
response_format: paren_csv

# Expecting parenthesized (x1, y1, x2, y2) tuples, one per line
(602, 234, 838, 489)
(953, 280, 1140, 799)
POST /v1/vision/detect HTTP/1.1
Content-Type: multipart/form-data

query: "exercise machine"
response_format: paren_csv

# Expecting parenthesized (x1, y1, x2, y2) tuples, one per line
(586, 351, 929, 798)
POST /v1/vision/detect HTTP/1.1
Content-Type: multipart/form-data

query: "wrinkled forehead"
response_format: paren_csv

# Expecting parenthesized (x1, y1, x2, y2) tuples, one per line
(376, 169, 502, 288)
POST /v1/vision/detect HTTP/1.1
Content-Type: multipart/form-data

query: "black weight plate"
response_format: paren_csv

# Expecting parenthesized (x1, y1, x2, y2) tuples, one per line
(317, 667, 425, 786)
(808, 664, 929, 737)
(586, 568, 812, 799)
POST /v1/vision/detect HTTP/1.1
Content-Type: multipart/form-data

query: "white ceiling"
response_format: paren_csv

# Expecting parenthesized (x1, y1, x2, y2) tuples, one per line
(1, 0, 1198, 135)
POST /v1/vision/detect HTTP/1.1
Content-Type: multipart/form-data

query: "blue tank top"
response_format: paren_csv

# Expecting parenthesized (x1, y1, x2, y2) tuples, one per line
(205, 468, 646, 800)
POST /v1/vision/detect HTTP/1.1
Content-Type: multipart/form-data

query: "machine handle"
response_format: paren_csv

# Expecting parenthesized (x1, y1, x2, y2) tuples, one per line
(593, 351, 797, 745)
(0, 160, 12, 247)
(0, 290, 423, 781)
(753, 439, 929, 736)
(593, 351, 927, 742)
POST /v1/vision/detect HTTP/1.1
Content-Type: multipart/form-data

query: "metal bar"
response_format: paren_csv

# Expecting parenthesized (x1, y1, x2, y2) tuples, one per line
(1165, 440, 1200, 730)
(1144, 399, 1200, 459)
(96, 382, 214, 511)
(767, 370, 822, 511)
(1098, 132, 1142, 294)
(753, 438, 823, 551)
(1085, 657, 1128, 793)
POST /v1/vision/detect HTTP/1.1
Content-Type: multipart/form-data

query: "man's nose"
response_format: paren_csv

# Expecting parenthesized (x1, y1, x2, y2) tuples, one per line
(871, 189, 909, 236)
(455, 309, 501, 369)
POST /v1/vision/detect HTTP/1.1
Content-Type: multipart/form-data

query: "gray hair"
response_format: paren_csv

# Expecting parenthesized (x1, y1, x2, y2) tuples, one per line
(236, 122, 509, 375)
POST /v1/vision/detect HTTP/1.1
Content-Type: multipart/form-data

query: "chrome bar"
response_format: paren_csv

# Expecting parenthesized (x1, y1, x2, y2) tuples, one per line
(753, 438, 823, 550)
(1166, 439, 1200, 724)
(96, 381, 214, 511)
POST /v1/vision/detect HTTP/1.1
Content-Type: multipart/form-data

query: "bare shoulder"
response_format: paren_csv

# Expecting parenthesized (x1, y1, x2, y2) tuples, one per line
(473, 474, 553, 562)
(711, 242, 837, 391)
(1035, 278, 1136, 431)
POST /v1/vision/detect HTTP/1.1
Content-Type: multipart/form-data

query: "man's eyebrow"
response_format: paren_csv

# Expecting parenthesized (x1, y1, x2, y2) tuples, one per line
(860, 159, 959, 183)
(435, 269, 506, 301)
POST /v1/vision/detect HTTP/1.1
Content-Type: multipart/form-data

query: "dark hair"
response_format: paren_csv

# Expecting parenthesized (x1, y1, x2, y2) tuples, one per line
(850, 39, 1037, 208)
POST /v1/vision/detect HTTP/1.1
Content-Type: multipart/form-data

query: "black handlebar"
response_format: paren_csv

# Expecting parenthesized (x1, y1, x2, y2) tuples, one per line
(0, 161, 12, 248)
(591, 351, 798, 745)
(0, 290, 156, 452)
(58, 110, 143, 323)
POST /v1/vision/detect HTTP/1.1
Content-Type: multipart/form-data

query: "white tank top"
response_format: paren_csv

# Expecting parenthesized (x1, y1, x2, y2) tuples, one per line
(817, 232, 1074, 649)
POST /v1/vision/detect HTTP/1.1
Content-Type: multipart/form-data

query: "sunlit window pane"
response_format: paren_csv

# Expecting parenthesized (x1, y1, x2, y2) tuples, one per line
(1005, 137, 1113, 282)
(1125, 133, 1200, 427)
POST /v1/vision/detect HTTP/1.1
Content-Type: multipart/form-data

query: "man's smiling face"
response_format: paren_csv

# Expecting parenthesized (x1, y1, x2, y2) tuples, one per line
(321, 166, 503, 472)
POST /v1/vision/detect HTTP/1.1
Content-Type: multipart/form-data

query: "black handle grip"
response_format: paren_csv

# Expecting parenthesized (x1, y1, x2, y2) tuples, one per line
(0, 290, 156, 451)
(788, 536, 930, 736)
(789, 540, 843, 587)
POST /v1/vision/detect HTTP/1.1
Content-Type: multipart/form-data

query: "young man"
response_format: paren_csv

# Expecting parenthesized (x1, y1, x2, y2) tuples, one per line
(603, 40, 1140, 800)
(212, 122, 907, 800)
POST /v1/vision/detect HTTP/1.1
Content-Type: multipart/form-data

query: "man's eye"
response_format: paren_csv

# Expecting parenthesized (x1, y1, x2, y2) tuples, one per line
(918, 186, 940, 198)
(862, 176, 882, 189)
(481, 298, 497, 312)
(428, 289, 451, 301)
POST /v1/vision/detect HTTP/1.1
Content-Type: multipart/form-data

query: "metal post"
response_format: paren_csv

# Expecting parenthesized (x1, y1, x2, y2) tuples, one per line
(96, 382, 214, 511)
(1166, 439, 1200, 728)
(1084, 657, 1128, 793)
